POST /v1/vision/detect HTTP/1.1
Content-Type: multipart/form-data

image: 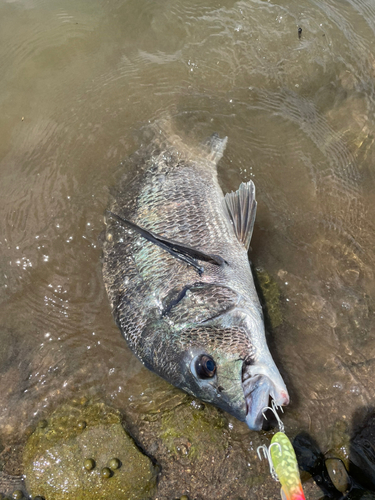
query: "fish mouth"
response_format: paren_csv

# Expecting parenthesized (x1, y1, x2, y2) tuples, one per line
(242, 363, 289, 431)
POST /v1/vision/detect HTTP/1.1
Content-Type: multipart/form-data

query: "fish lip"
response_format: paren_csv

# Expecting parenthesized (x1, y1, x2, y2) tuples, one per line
(243, 375, 272, 430)
(242, 364, 289, 431)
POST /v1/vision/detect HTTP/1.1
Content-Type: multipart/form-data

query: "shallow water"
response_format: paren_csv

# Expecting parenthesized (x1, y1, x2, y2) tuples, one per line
(1, 0, 375, 497)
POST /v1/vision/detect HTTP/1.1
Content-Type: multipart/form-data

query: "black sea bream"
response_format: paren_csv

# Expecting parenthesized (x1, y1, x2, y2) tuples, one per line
(102, 124, 289, 430)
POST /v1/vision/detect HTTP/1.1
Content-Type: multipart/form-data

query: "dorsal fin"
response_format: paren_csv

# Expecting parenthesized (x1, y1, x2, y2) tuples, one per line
(223, 181, 257, 250)
(106, 211, 227, 275)
(202, 133, 228, 163)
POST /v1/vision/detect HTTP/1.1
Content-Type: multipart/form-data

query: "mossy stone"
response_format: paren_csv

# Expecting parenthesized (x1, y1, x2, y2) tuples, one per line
(108, 458, 120, 470)
(160, 396, 227, 463)
(101, 467, 112, 479)
(23, 401, 158, 500)
(325, 458, 350, 493)
(77, 421, 87, 430)
(83, 458, 95, 471)
(11, 492, 23, 500)
(253, 267, 283, 329)
(326, 419, 351, 469)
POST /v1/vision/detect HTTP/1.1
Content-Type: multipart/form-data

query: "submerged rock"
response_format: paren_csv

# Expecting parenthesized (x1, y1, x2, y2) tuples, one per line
(23, 400, 158, 500)
(129, 388, 280, 499)
(253, 267, 283, 330)
(160, 395, 227, 462)
(325, 458, 351, 493)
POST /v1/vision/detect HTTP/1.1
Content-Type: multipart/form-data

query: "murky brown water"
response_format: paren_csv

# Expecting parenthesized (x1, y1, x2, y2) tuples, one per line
(1, 0, 375, 497)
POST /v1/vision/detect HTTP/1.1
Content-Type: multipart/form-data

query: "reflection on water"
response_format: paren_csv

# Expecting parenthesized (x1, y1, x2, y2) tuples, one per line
(1, 0, 375, 496)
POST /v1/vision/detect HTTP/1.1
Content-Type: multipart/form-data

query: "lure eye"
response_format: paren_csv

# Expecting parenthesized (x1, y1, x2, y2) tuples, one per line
(195, 355, 216, 379)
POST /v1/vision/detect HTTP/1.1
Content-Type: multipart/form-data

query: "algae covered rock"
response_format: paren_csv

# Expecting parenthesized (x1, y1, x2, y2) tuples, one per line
(160, 397, 227, 462)
(23, 400, 158, 500)
(253, 267, 283, 329)
(150, 396, 271, 498)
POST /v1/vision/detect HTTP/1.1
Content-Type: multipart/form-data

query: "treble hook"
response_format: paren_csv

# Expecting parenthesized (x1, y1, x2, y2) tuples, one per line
(256, 401, 285, 481)
(256, 442, 281, 481)
(261, 399, 285, 433)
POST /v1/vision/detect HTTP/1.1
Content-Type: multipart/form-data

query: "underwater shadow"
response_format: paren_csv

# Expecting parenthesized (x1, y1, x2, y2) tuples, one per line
(293, 406, 375, 499)
(348, 406, 375, 495)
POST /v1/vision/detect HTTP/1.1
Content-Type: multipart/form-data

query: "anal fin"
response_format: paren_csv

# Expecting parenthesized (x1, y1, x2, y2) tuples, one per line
(223, 181, 257, 251)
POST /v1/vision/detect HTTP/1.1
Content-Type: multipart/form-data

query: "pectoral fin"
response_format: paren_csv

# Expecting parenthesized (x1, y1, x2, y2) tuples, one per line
(107, 211, 226, 275)
(223, 181, 257, 250)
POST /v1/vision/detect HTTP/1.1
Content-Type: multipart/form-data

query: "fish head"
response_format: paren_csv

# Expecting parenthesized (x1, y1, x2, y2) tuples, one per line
(176, 342, 248, 420)
(142, 287, 288, 430)
(172, 323, 289, 431)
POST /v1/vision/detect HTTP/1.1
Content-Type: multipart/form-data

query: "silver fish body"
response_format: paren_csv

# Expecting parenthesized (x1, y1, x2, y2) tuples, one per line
(102, 126, 289, 430)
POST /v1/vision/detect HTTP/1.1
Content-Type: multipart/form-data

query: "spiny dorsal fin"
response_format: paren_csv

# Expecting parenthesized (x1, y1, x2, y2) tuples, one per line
(223, 181, 257, 250)
(202, 133, 228, 164)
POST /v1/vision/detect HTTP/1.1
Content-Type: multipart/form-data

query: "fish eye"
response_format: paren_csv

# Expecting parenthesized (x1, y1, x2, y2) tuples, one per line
(195, 355, 216, 379)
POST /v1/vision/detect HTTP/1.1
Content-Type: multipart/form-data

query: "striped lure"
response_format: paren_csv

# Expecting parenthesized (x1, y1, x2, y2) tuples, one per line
(257, 402, 306, 500)
(269, 432, 306, 500)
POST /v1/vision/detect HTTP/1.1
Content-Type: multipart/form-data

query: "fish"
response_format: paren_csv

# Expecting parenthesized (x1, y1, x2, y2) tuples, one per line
(102, 123, 289, 430)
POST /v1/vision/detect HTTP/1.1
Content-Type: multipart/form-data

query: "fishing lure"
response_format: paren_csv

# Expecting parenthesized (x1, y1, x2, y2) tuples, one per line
(257, 401, 306, 500)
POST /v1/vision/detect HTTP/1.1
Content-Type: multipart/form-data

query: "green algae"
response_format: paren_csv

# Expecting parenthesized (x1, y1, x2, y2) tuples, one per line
(243, 473, 268, 489)
(160, 397, 227, 462)
(23, 401, 158, 500)
(326, 419, 351, 469)
(253, 267, 283, 329)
